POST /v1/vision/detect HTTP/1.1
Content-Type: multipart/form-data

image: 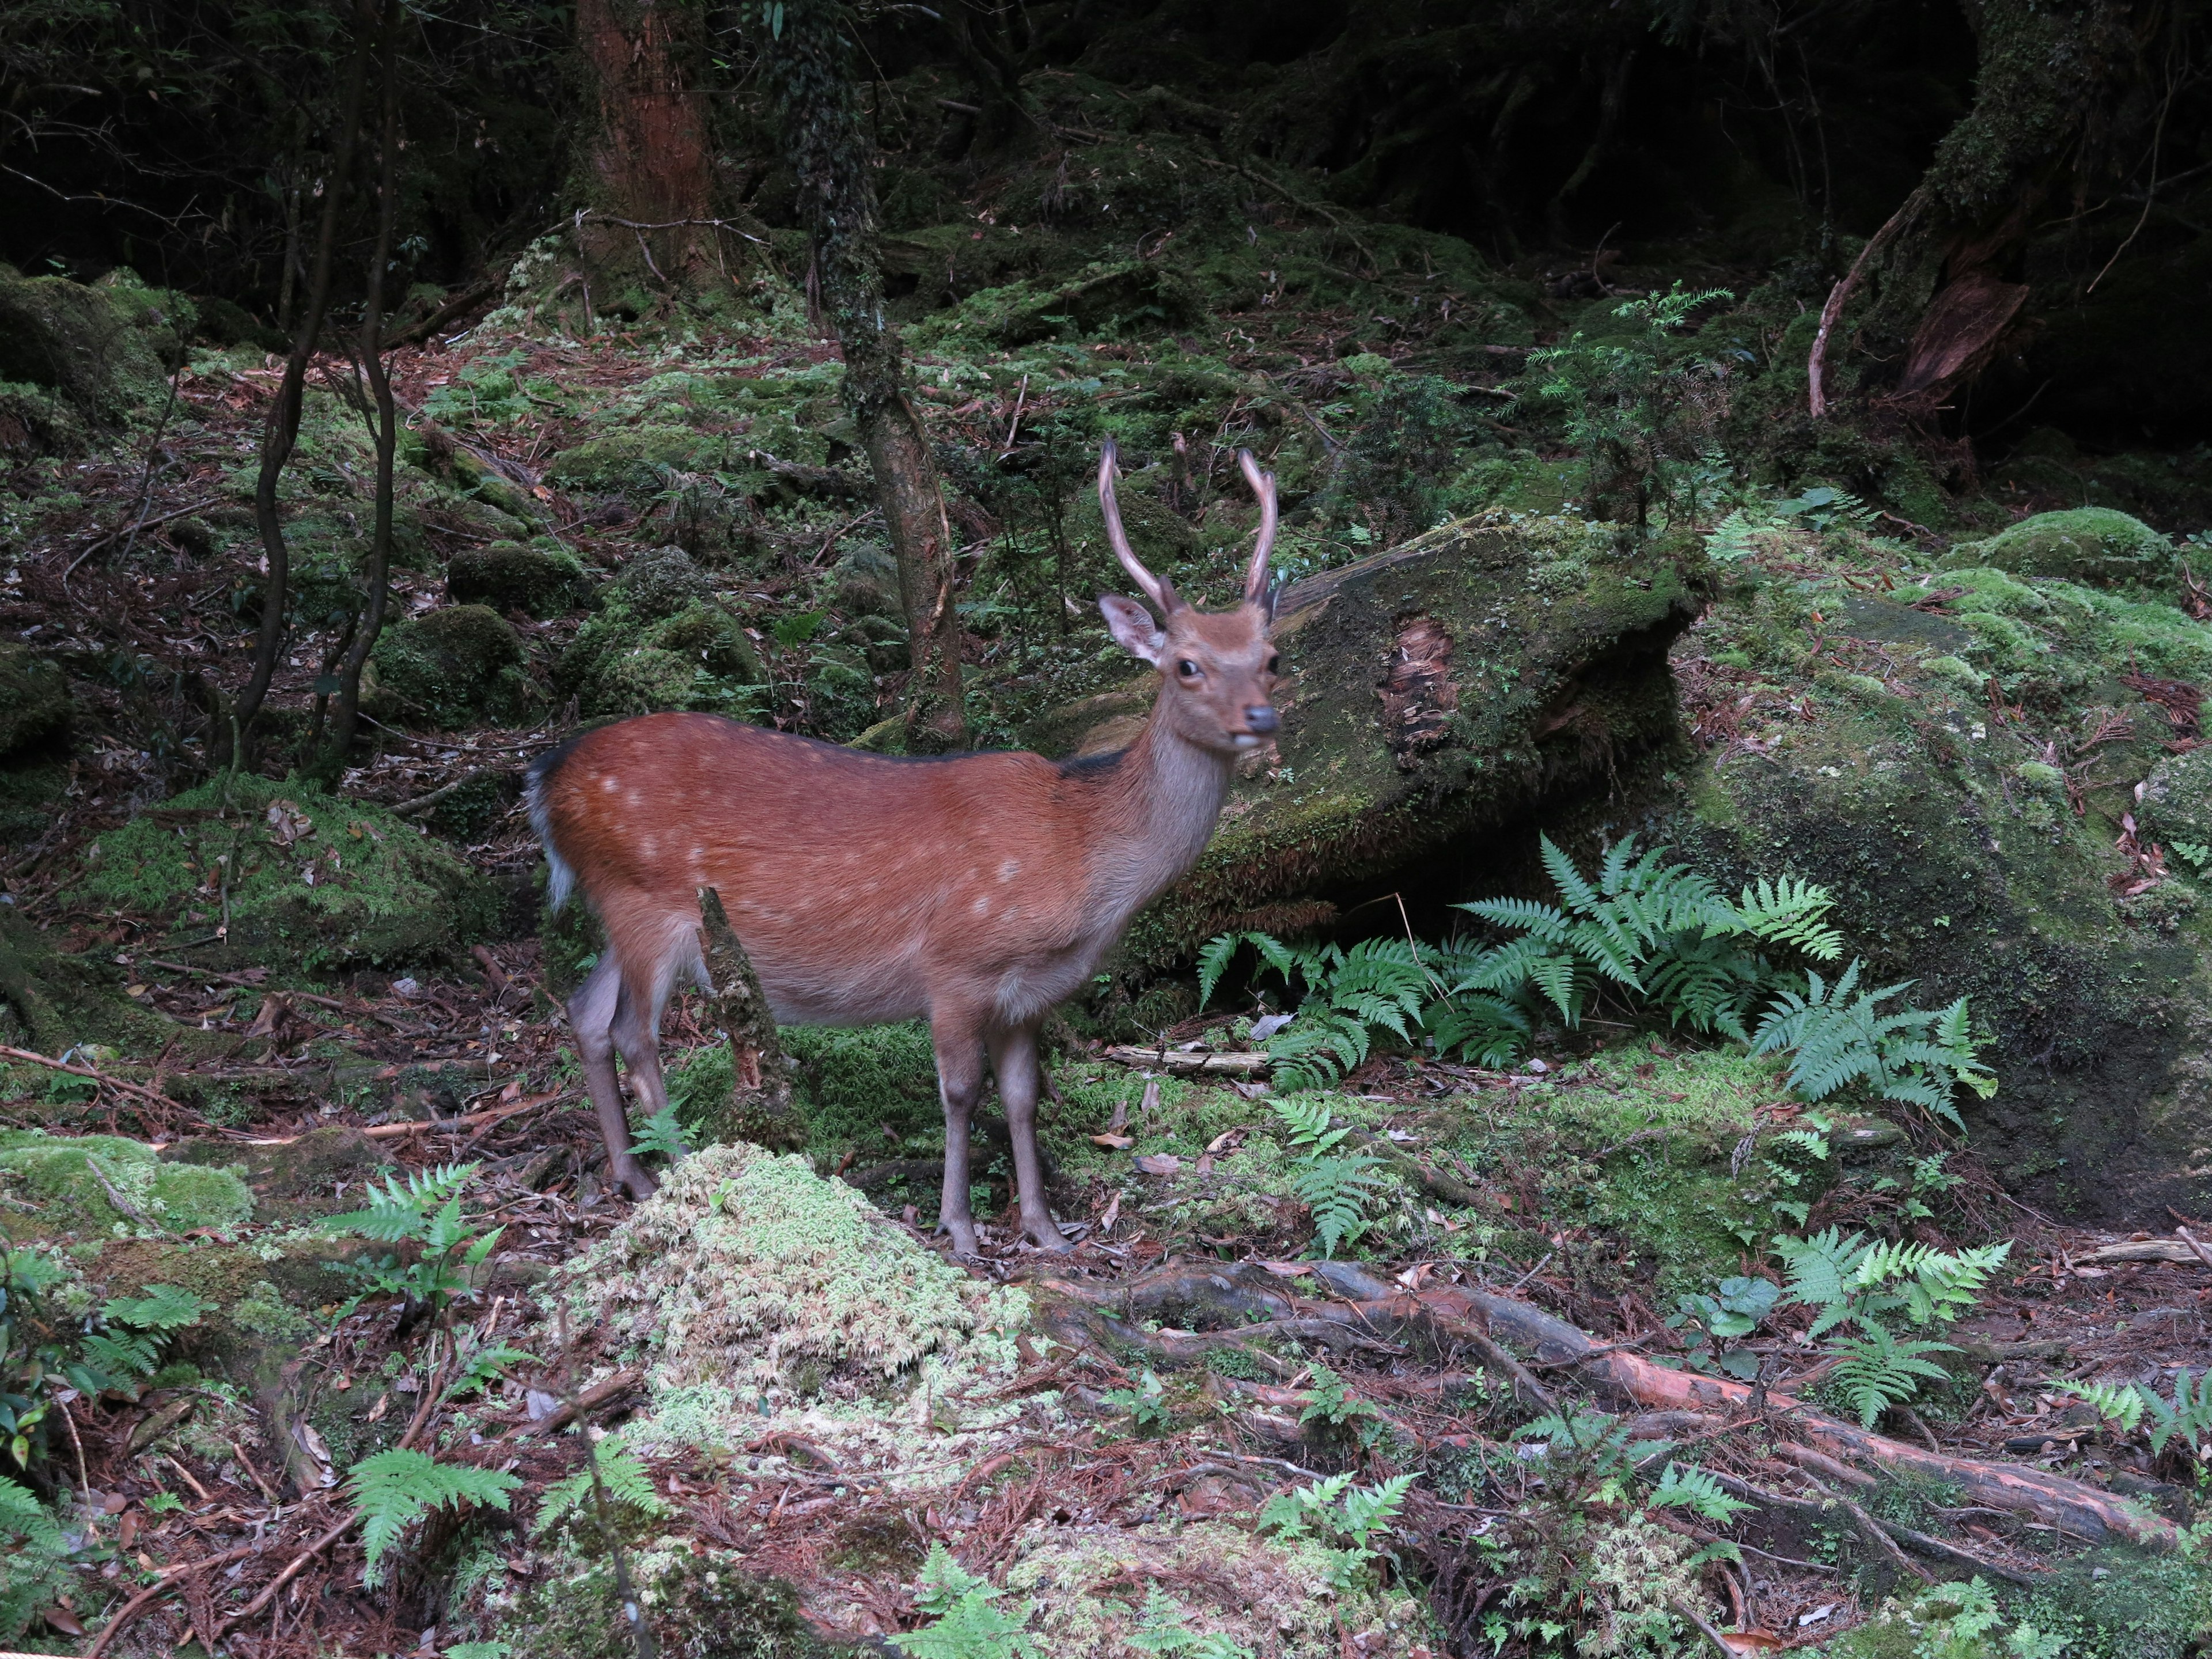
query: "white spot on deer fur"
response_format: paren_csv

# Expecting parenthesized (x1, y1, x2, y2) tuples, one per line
(600, 775, 618, 792)
(627, 790, 642, 808)
(998, 858, 1021, 881)
(972, 896, 991, 916)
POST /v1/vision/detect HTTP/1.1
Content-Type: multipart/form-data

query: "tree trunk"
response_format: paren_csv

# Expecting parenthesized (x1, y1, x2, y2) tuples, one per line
(1807, 0, 2152, 417)
(761, 0, 968, 752)
(938, 1, 1036, 154)
(693, 886, 806, 1153)
(573, 0, 742, 315)
(310, 0, 402, 783)
(232, 5, 376, 763)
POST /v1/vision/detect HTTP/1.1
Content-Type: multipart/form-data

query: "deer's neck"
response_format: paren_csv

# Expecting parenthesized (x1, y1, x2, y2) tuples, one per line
(1081, 707, 1235, 923)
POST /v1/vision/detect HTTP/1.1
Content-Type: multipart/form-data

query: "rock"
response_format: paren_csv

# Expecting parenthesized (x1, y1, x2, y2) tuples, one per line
(0, 642, 70, 759)
(2140, 748, 2212, 855)
(0, 262, 187, 425)
(1943, 507, 2176, 592)
(446, 539, 596, 618)
(0, 1130, 252, 1235)
(73, 772, 499, 971)
(554, 548, 765, 718)
(1027, 511, 1705, 965)
(912, 259, 1202, 347)
(830, 540, 902, 617)
(367, 603, 533, 728)
(543, 425, 732, 494)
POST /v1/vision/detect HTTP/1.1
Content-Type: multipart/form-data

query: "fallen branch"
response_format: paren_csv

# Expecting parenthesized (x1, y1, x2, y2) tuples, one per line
(83, 1544, 257, 1659)
(0, 1045, 187, 1114)
(502, 1366, 643, 1441)
(1100, 1044, 1271, 1077)
(1338, 1123, 1487, 1210)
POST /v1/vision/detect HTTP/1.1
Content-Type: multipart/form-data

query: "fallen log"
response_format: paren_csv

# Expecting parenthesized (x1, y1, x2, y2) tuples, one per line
(1100, 1044, 1271, 1076)
(1024, 1260, 2176, 1549)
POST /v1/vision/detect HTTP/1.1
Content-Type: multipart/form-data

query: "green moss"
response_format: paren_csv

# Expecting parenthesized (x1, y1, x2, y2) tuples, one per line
(74, 772, 498, 971)
(2141, 749, 2212, 854)
(0, 1131, 251, 1236)
(555, 548, 766, 718)
(543, 425, 734, 494)
(0, 262, 177, 423)
(500, 1543, 846, 1659)
(1944, 507, 2176, 593)
(366, 603, 533, 728)
(445, 539, 596, 618)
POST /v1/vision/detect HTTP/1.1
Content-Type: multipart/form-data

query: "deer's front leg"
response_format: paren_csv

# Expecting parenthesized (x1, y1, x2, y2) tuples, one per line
(988, 1023, 1069, 1251)
(931, 1021, 984, 1255)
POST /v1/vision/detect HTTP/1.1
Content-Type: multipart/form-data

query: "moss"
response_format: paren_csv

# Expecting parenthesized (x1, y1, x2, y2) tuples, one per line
(445, 539, 597, 618)
(74, 771, 499, 972)
(0, 1130, 252, 1236)
(543, 425, 734, 494)
(499, 1543, 850, 1659)
(0, 262, 177, 423)
(0, 643, 70, 759)
(367, 603, 533, 728)
(1943, 507, 2177, 593)
(907, 259, 1202, 349)
(998, 1516, 1431, 1658)
(556, 549, 765, 718)
(2140, 748, 2212, 854)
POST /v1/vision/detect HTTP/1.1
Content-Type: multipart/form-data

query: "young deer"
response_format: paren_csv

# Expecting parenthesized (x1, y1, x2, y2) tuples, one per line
(527, 439, 1281, 1251)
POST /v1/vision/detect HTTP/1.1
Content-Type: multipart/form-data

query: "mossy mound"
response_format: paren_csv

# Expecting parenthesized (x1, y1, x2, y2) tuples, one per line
(908, 258, 1202, 348)
(1943, 507, 2176, 592)
(558, 1142, 1032, 1485)
(555, 547, 764, 718)
(543, 425, 733, 494)
(497, 1546, 851, 1659)
(0, 1131, 251, 1235)
(74, 772, 499, 971)
(445, 538, 596, 618)
(998, 1518, 1431, 1657)
(0, 261, 184, 427)
(2140, 748, 2212, 857)
(0, 642, 70, 759)
(366, 602, 534, 728)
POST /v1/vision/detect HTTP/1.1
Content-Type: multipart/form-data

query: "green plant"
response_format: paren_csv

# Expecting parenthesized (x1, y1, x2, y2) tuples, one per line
(1455, 834, 1842, 1040)
(1516, 282, 1736, 525)
(1751, 963, 1994, 1131)
(81, 1283, 215, 1387)
(628, 1105, 694, 1165)
(2057, 1370, 2212, 1461)
(0, 1473, 72, 1641)
(1257, 1471, 1415, 1588)
(1646, 1461, 1752, 1524)
(1843, 1578, 2067, 1659)
(533, 1437, 667, 1534)
(1268, 1097, 1385, 1257)
(1099, 1366, 1172, 1434)
(346, 1448, 520, 1586)
(1297, 1362, 1387, 1446)
(1664, 1276, 1781, 1379)
(324, 1162, 502, 1328)
(442, 1338, 534, 1403)
(1128, 1587, 1253, 1658)
(890, 1543, 1040, 1659)
(1199, 933, 1430, 1091)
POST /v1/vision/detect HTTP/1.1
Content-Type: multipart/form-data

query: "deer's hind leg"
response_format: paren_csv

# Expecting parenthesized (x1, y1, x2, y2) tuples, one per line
(566, 955, 656, 1200)
(987, 1022, 1068, 1252)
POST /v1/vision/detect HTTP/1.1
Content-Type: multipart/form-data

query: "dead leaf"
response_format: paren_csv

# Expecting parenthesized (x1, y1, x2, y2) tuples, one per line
(1259, 1260, 1315, 1277)
(1232, 1081, 1270, 1100)
(1205, 1127, 1246, 1154)
(1195, 1153, 1214, 1174)
(1719, 1634, 1784, 1654)
(39, 1606, 85, 1636)
(1396, 1262, 1434, 1290)
(1097, 1192, 1121, 1232)
(1798, 1604, 1836, 1628)
(1133, 1153, 1182, 1176)
(366, 1391, 390, 1423)
(1090, 1132, 1135, 1150)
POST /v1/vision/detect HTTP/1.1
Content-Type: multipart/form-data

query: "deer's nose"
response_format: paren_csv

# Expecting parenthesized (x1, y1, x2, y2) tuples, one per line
(1244, 704, 1280, 734)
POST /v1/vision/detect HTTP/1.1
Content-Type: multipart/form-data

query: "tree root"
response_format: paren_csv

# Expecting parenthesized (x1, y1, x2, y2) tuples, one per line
(1021, 1259, 2177, 1549)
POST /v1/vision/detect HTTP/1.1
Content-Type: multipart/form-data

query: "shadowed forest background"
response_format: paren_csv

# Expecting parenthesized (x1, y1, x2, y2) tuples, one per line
(5, 2, 2212, 1656)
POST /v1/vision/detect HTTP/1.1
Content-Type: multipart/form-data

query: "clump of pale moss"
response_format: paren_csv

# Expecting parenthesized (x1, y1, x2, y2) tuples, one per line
(558, 1143, 1036, 1487)
(999, 1518, 1434, 1657)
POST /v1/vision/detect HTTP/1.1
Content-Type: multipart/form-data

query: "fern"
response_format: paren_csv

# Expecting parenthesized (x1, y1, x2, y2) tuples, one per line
(1772, 1228, 2009, 1336)
(1129, 1587, 1253, 1658)
(100, 1284, 215, 1332)
(1337, 1471, 1415, 1546)
(347, 1449, 520, 1585)
(533, 1438, 668, 1535)
(325, 1163, 480, 1244)
(1829, 1325, 1957, 1427)
(80, 1330, 160, 1379)
(444, 1342, 534, 1402)
(1647, 1461, 1752, 1524)
(891, 1544, 1040, 1659)
(2055, 1378, 2147, 1435)
(1270, 1099, 1381, 1257)
(1753, 965, 1993, 1130)
(629, 1106, 693, 1164)
(2059, 1371, 2212, 1458)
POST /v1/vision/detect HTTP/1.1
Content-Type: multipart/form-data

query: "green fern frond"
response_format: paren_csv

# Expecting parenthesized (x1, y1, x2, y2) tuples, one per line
(1830, 1326, 1956, 1427)
(347, 1448, 519, 1585)
(101, 1283, 214, 1332)
(1196, 933, 1242, 1008)
(1290, 1154, 1383, 1258)
(2055, 1379, 2147, 1435)
(1647, 1462, 1752, 1524)
(533, 1439, 668, 1535)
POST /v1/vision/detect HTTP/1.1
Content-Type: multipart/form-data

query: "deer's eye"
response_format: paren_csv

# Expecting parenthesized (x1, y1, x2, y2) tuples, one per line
(1267, 653, 1281, 674)
(1176, 659, 1202, 680)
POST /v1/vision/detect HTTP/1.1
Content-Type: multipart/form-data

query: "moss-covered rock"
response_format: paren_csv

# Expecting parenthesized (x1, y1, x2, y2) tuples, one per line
(74, 772, 499, 971)
(555, 548, 765, 718)
(498, 1546, 852, 1659)
(0, 642, 70, 759)
(0, 1130, 252, 1235)
(445, 539, 596, 618)
(366, 602, 533, 728)
(0, 262, 183, 425)
(2141, 748, 2212, 857)
(909, 259, 1201, 347)
(543, 425, 733, 494)
(1942, 507, 2176, 592)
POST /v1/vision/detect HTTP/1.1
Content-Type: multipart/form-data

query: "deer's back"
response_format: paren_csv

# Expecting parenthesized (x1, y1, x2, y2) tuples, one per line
(534, 713, 1113, 1023)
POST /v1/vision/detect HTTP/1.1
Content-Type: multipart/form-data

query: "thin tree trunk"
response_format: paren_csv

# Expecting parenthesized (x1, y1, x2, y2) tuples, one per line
(233, 7, 375, 763)
(762, 0, 967, 751)
(313, 0, 402, 781)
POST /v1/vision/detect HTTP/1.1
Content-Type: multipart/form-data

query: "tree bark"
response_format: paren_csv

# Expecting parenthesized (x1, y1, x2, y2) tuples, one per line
(573, 0, 746, 312)
(695, 885, 806, 1153)
(233, 5, 376, 762)
(761, 0, 968, 752)
(1808, 0, 2152, 416)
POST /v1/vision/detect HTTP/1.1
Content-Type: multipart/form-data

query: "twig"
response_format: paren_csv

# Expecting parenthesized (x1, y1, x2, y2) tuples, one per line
(141, 959, 415, 1030)
(211, 1510, 357, 1641)
(0, 1045, 187, 1114)
(997, 373, 1029, 457)
(390, 764, 519, 817)
(502, 1366, 643, 1441)
(2174, 1225, 2212, 1274)
(1668, 1597, 1736, 1657)
(84, 1544, 258, 1658)
(86, 1156, 157, 1228)
(63, 498, 221, 579)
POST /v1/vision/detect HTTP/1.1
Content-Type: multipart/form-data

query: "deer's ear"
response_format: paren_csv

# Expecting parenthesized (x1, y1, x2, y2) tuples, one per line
(1099, 593, 1166, 664)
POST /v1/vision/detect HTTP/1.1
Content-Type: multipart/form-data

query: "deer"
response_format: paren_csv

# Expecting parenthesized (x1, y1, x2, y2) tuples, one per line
(526, 438, 1281, 1252)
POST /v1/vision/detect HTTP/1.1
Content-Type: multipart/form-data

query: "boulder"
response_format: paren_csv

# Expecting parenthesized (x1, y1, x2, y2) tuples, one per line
(554, 548, 765, 718)
(73, 772, 499, 971)
(2140, 747, 2212, 857)
(0, 1130, 252, 1236)
(446, 538, 596, 618)
(0, 262, 187, 424)
(1942, 507, 2176, 592)
(368, 603, 533, 728)
(543, 425, 732, 494)
(1027, 510, 1706, 965)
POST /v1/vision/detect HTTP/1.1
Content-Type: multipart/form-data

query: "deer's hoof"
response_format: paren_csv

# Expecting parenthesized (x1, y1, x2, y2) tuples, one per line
(616, 1161, 660, 1202)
